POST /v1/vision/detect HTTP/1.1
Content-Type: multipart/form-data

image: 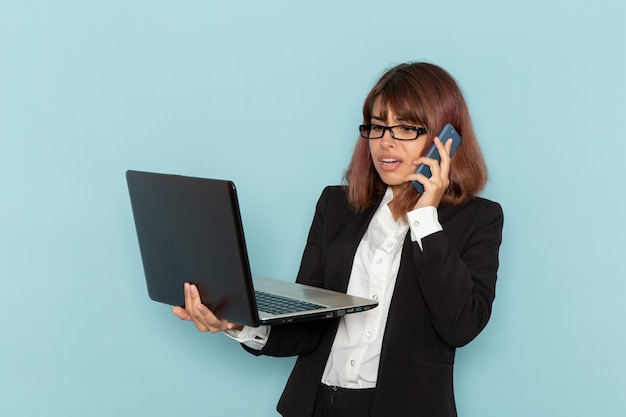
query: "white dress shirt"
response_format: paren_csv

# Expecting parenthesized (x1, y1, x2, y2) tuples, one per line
(225, 187, 443, 388)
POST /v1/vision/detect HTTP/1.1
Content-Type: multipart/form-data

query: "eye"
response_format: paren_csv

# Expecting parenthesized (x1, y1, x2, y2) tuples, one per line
(370, 124, 384, 133)
(398, 125, 418, 134)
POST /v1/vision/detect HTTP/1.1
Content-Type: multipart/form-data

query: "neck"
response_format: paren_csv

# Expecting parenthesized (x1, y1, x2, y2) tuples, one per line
(386, 199, 404, 222)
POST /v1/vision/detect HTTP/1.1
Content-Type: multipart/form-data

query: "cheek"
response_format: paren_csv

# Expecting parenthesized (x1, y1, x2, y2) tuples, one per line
(407, 140, 427, 160)
(368, 140, 378, 159)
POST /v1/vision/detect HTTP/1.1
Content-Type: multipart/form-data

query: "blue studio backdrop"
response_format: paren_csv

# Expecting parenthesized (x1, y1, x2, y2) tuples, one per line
(1, 1, 625, 416)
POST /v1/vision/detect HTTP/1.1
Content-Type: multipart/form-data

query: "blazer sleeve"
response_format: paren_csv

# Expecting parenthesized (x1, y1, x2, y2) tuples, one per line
(412, 198, 504, 347)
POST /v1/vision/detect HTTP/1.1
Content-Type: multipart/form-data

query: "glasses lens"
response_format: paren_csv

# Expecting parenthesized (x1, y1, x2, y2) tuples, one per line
(368, 125, 384, 139)
(359, 125, 371, 139)
(394, 126, 419, 140)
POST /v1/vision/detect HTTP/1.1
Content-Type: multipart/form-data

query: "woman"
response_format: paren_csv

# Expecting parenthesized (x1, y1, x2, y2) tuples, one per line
(173, 62, 504, 417)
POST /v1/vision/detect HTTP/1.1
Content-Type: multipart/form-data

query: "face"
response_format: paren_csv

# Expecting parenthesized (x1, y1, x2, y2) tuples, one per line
(368, 97, 428, 196)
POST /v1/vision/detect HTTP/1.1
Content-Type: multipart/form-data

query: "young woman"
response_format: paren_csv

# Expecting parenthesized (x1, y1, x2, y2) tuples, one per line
(173, 62, 504, 417)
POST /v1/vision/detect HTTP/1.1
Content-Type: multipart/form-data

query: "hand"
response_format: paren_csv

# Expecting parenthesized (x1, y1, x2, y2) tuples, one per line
(172, 283, 243, 333)
(406, 136, 453, 209)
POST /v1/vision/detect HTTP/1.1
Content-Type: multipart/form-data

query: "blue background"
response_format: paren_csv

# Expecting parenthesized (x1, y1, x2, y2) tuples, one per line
(1, 1, 625, 416)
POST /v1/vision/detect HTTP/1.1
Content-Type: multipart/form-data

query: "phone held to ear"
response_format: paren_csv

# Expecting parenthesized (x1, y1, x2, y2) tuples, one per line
(411, 123, 462, 194)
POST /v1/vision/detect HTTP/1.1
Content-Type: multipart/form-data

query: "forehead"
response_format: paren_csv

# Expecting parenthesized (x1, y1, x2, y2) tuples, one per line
(371, 96, 419, 123)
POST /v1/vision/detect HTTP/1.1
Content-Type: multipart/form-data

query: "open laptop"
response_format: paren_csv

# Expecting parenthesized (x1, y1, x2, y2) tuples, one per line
(126, 170, 378, 327)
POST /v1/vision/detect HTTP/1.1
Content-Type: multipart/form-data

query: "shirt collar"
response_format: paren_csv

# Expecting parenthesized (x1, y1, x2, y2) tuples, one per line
(379, 186, 394, 207)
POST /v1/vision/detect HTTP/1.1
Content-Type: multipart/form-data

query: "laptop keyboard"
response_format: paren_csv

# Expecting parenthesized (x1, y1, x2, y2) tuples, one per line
(255, 291, 324, 315)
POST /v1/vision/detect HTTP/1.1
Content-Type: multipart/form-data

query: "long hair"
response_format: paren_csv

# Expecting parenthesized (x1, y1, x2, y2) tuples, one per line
(343, 62, 488, 213)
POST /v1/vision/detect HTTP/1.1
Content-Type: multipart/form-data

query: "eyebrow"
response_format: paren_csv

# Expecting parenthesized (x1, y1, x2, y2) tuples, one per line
(371, 114, 403, 122)
(371, 115, 420, 125)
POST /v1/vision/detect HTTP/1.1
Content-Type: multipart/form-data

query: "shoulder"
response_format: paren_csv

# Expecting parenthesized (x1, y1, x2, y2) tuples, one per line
(315, 185, 350, 210)
(440, 196, 503, 221)
(311, 185, 376, 232)
(438, 197, 504, 240)
(319, 185, 348, 200)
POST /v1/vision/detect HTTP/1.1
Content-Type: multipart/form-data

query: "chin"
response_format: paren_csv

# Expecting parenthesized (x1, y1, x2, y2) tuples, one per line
(378, 172, 407, 187)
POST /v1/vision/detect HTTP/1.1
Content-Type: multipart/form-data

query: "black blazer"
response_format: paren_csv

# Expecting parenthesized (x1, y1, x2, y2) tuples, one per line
(244, 186, 504, 417)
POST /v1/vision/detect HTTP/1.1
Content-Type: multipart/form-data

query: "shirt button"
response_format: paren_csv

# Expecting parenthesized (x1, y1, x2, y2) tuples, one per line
(372, 294, 378, 300)
(376, 258, 383, 264)
(413, 220, 420, 227)
(386, 241, 393, 248)
(350, 360, 355, 366)
(365, 331, 372, 338)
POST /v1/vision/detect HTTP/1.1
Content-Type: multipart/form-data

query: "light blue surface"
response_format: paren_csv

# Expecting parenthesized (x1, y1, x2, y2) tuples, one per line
(1, 1, 625, 416)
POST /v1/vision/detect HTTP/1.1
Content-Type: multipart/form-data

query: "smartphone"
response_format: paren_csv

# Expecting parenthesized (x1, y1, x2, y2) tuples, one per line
(411, 123, 462, 194)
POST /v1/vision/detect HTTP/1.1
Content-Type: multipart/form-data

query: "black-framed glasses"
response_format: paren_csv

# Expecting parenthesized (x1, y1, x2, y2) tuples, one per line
(359, 124, 428, 140)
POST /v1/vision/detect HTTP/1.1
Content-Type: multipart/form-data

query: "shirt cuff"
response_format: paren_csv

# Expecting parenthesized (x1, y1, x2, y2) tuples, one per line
(223, 325, 271, 350)
(407, 206, 443, 250)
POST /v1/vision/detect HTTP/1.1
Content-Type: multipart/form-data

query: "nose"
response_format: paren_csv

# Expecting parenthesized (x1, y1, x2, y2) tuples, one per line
(380, 128, 395, 148)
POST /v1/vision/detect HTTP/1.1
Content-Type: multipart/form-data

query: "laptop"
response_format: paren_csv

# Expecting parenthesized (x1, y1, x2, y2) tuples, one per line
(126, 170, 378, 327)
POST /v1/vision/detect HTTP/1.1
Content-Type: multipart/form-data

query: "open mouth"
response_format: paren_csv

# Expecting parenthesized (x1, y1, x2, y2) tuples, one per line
(379, 157, 403, 170)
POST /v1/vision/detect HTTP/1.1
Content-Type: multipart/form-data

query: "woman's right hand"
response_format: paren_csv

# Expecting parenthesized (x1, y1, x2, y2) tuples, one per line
(172, 282, 243, 333)
(410, 136, 453, 209)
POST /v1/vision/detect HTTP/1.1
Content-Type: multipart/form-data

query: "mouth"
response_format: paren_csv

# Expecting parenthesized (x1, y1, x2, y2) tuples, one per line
(378, 156, 403, 171)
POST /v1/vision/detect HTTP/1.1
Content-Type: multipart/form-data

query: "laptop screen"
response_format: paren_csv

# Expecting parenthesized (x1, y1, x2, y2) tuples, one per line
(126, 170, 260, 326)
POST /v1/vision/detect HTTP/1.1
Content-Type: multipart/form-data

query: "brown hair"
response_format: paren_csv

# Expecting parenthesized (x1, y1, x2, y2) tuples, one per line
(343, 62, 488, 212)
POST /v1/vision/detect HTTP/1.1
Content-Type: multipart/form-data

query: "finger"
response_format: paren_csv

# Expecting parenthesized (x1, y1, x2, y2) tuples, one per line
(177, 283, 232, 332)
(172, 305, 191, 320)
(188, 283, 202, 305)
(183, 282, 194, 313)
(186, 284, 212, 331)
(186, 283, 206, 316)
(226, 322, 245, 331)
(188, 284, 234, 332)
(433, 136, 452, 162)
(193, 302, 231, 332)
(404, 157, 435, 185)
(431, 136, 453, 181)
(415, 154, 442, 183)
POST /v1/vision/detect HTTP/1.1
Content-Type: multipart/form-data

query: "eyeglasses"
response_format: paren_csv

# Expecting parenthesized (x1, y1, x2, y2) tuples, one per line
(359, 124, 428, 140)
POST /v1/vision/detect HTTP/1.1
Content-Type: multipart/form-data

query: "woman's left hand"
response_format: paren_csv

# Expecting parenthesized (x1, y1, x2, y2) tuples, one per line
(406, 136, 453, 209)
